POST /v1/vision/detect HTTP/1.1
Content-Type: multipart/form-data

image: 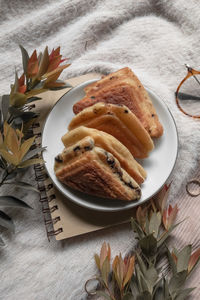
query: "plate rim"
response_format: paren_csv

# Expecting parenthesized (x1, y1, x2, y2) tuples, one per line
(41, 79, 179, 212)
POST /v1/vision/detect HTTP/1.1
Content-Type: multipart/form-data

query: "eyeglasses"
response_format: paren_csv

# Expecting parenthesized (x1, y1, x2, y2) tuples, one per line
(175, 65, 200, 118)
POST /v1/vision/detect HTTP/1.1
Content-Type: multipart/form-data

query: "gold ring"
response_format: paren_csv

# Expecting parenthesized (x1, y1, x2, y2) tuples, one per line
(84, 277, 100, 296)
(186, 179, 200, 197)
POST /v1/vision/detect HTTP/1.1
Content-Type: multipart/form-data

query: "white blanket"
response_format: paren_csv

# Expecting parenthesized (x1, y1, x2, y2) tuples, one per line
(1, 1, 200, 299)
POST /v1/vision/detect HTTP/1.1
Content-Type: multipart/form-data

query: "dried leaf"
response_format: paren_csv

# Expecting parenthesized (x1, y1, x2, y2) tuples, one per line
(0, 235, 5, 246)
(163, 204, 178, 231)
(177, 245, 192, 272)
(19, 45, 29, 75)
(168, 270, 187, 295)
(0, 210, 15, 232)
(131, 218, 145, 239)
(18, 158, 43, 168)
(123, 256, 135, 287)
(145, 267, 158, 293)
(188, 248, 200, 273)
(42, 64, 70, 80)
(139, 234, 157, 257)
(8, 106, 23, 117)
(27, 50, 39, 77)
(1, 95, 10, 122)
(0, 149, 18, 165)
(37, 46, 49, 78)
(167, 247, 177, 275)
(136, 291, 152, 300)
(26, 88, 47, 97)
(19, 136, 35, 161)
(0, 196, 32, 209)
(154, 183, 171, 213)
(122, 294, 135, 300)
(4, 181, 39, 193)
(18, 111, 38, 122)
(22, 146, 45, 161)
(136, 253, 146, 275)
(157, 220, 184, 248)
(26, 96, 42, 103)
(94, 254, 100, 270)
(96, 291, 112, 300)
(4, 123, 20, 156)
(10, 92, 27, 107)
(175, 287, 195, 300)
(149, 211, 161, 238)
(176, 245, 192, 273)
(101, 257, 110, 286)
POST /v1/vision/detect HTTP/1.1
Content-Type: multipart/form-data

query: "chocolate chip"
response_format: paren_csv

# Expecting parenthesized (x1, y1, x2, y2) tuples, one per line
(90, 96, 95, 99)
(55, 155, 63, 163)
(151, 114, 155, 117)
(84, 146, 92, 151)
(124, 109, 128, 113)
(107, 157, 115, 167)
(73, 146, 81, 151)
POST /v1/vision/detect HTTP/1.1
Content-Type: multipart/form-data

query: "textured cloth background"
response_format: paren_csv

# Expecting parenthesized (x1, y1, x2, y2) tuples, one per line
(0, 0, 200, 299)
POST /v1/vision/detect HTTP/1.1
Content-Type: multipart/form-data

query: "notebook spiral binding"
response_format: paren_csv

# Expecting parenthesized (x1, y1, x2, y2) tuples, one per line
(33, 123, 63, 241)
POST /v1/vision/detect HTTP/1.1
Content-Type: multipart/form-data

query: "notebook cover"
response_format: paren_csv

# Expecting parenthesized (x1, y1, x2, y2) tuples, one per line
(33, 73, 136, 241)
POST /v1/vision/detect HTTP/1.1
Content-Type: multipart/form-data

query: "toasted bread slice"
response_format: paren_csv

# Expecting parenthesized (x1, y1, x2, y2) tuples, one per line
(73, 67, 163, 138)
(54, 138, 141, 201)
(61, 126, 146, 184)
(69, 102, 154, 158)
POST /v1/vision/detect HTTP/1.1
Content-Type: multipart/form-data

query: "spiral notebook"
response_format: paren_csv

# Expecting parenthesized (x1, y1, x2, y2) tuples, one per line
(33, 73, 137, 241)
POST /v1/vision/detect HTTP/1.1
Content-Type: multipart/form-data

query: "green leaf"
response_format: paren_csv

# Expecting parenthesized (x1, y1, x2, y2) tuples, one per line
(175, 287, 195, 300)
(0, 235, 5, 246)
(96, 291, 112, 300)
(153, 277, 165, 300)
(8, 106, 23, 117)
(149, 211, 161, 238)
(167, 247, 177, 275)
(130, 275, 140, 296)
(26, 96, 42, 103)
(139, 234, 157, 257)
(145, 266, 158, 293)
(18, 111, 38, 122)
(136, 291, 152, 300)
(177, 245, 192, 273)
(0, 196, 32, 209)
(49, 84, 72, 91)
(131, 218, 145, 239)
(122, 293, 135, 300)
(101, 256, 110, 286)
(4, 181, 39, 193)
(136, 253, 147, 275)
(18, 158, 43, 168)
(0, 210, 15, 232)
(19, 45, 29, 74)
(135, 264, 149, 293)
(10, 92, 27, 107)
(1, 95, 10, 122)
(22, 146, 46, 161)
(157, 221, 184, 248)
(169, 270, 187, 295)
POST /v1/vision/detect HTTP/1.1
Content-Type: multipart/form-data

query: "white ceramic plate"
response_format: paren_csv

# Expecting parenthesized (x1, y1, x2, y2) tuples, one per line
(42, 79, 178, 212)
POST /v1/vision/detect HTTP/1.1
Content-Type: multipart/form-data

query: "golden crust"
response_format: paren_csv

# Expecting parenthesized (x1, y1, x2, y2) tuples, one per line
(61, 126, 146, 184)
(55, 146, 141, 201)
(73, 67, 163, 138)
(68, 102, 154, 158)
